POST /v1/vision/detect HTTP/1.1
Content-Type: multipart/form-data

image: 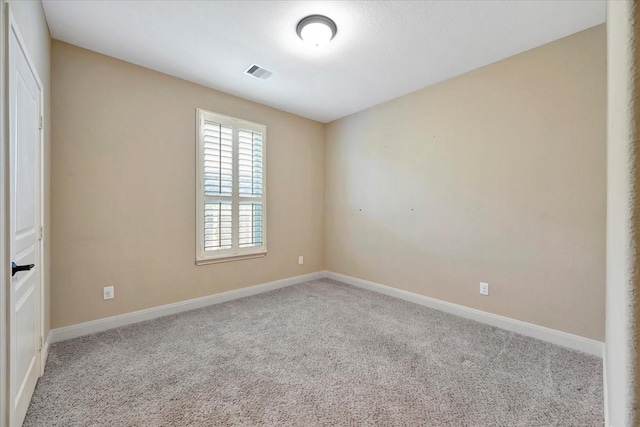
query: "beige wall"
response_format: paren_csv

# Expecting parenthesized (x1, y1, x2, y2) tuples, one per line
(325, 26, 606, 341)
(50, 41, 325, 328)
(10, 0, 52, 340)
(605, 1, 640, 425)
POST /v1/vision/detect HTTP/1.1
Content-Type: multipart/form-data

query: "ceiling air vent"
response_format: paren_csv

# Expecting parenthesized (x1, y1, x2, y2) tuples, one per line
(245, 64, 272, 80)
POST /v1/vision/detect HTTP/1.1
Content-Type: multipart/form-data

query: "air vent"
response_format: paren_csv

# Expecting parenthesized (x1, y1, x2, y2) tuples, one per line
(245, 64, 272, 80)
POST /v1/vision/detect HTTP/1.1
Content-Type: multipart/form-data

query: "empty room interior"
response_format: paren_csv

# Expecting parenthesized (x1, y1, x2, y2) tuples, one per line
(1, 0, 640, 426)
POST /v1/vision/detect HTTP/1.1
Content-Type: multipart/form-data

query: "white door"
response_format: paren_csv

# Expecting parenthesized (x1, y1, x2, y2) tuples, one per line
(8, 17, 43, 427)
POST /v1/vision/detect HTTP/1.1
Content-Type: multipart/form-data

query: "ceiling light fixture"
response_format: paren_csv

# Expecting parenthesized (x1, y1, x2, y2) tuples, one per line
(296, 15, 337, 47)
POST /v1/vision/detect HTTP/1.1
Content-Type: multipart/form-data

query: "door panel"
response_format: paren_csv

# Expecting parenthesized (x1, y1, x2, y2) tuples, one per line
(15, 74, 37, 234)
(9, 20, 42, 427)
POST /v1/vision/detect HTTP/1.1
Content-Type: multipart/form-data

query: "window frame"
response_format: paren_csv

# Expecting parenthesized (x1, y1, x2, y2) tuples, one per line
(195, 108, 267, 264)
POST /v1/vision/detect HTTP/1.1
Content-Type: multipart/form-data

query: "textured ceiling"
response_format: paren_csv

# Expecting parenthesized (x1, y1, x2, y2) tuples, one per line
(42, 1, 605, 123)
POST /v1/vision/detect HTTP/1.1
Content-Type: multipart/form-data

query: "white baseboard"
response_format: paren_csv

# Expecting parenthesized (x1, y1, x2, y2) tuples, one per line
(50, 270, 604, 359)
(50, 271, 325, 343)
(40, 331, 51, 374)
(325, 271, 604, 357)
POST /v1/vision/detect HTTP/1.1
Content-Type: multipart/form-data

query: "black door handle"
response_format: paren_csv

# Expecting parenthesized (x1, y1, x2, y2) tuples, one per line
(12, 262, 35, 277)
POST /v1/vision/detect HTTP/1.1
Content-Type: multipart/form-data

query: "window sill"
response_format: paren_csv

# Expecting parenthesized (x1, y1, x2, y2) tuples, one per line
(195, 252, 266, 265)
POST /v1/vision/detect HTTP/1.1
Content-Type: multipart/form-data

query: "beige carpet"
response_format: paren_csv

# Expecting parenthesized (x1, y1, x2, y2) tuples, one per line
(24, 279, 603, 426)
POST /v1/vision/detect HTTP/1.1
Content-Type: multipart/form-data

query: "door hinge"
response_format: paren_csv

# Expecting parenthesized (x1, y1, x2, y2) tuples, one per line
(39, 336, 43, 351)
(39, 115, 43, 130)
(39, 226, 44, 240)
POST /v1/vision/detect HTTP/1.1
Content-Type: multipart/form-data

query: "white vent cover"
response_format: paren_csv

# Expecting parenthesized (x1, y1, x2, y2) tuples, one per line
(245, 64, 272, 80)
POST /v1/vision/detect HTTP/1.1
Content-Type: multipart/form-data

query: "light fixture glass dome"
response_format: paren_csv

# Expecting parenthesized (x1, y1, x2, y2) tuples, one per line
(296, 15, 337, 47)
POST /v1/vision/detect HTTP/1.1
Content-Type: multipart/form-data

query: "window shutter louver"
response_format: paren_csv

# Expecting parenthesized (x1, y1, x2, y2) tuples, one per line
(204, 202, 232, 250)
(238, 129, 264, 248)
(239, 202, 263, 248)
(238, 130, 263, 197)
(203, 122, 233, 196)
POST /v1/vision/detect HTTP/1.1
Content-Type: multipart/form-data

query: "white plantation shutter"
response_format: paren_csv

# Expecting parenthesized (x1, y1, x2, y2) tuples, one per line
(202, 121, 233, 251)
(204, 202, 232, 250)
(203, 122, 233, 196)
(238, 130, 263, 197)
(239, 202, 263, 248)
(238, 129, 264, 248)
(196, 110, 267, 263)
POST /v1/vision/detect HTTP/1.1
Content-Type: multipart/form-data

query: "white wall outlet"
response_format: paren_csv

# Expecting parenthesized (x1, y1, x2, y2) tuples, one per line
(103, 286, 115, 300)
(298, 256, 304, 265)
(480, 282, 489, 296)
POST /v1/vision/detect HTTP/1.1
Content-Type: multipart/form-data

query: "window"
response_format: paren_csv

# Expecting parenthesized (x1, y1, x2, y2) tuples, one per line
(196, 109, 266, 264)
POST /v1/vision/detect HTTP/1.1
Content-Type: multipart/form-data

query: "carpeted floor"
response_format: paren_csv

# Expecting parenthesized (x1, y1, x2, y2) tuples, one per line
(24, 279, 603, 426)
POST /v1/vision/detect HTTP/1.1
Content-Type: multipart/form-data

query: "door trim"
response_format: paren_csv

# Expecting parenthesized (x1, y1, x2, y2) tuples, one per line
(1, 1, 7, 425)
(4, 5, 45, 426)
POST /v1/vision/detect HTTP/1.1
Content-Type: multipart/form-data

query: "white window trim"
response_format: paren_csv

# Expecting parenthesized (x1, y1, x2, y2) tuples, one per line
(195, 108, 267, 265)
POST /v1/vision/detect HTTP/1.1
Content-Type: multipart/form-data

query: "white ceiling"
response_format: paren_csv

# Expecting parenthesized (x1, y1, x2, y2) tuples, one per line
(42, 1, 605, 123)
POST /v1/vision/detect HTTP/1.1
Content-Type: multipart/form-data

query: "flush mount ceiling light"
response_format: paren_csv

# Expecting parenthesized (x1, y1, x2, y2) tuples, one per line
(296, 15, 337, 47)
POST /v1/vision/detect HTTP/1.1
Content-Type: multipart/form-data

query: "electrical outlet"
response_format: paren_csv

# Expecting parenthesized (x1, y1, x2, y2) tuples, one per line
(103, 286, 115, 300)
(479, 282, 489, 296)
(298, 256, 304, 265)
